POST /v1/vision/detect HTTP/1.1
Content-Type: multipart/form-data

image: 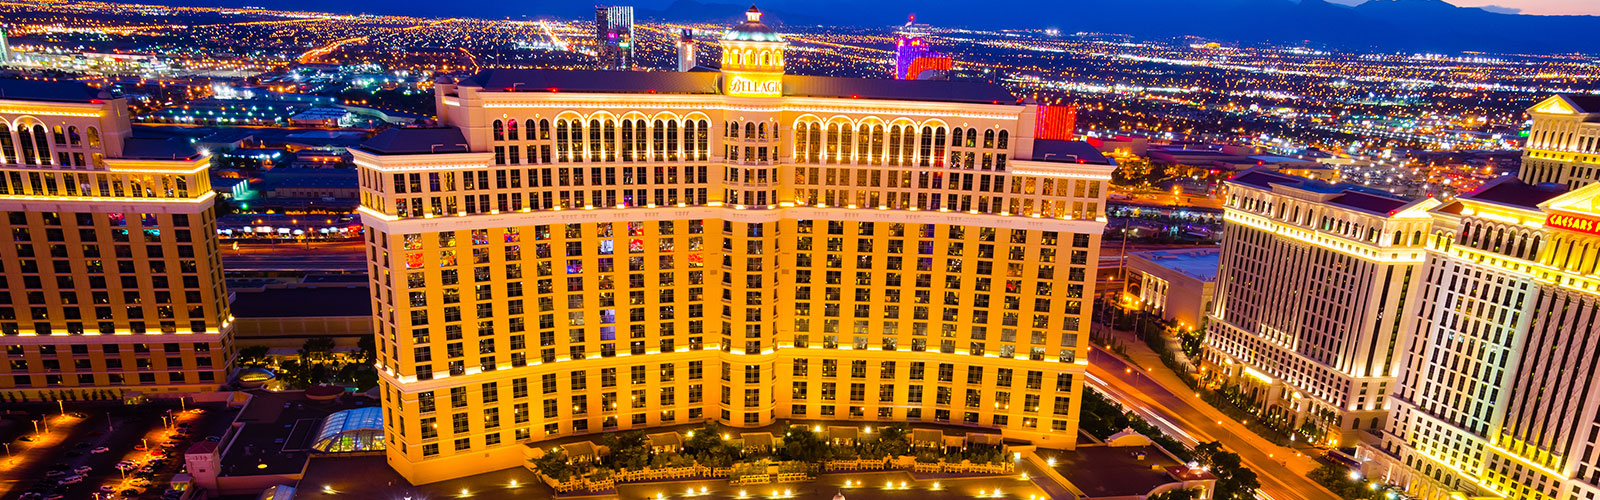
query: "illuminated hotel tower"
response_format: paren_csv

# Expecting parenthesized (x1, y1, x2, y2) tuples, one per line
(595, 5, 635, 70)
(0, 79, 232, 401)
(1355, 172, 1600, 500)
(359, 6, 1113, 484)
(1202, 168, 1438, 448)
(1519, 95, 1600, 189)
(894, 15, 951, 81)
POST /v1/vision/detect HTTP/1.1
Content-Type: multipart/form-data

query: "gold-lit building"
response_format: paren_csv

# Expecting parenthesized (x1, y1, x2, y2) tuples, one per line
(1357, 174, 1600, 500)
(360, 7, 1113, 484)
(0, 78, 232, 400)
(1519, 95, 1600, 189)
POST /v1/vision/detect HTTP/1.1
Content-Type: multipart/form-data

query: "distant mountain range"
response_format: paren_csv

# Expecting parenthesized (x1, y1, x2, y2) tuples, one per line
(151, 0, 1599, 53)
(643, 0, 1600, 54)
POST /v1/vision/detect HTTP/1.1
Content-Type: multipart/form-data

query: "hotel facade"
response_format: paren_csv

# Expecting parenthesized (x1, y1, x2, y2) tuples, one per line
(360, 7, 1113, 484)
(1201, 168, 1438, 448)
(1519, 95, 1600, 189)
(0, 79, 232, 401)
(1356, 97, 1600, 500)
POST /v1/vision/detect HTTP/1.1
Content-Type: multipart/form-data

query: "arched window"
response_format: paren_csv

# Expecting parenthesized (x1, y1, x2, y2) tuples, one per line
(633, 120, 647, 160)
(602, 120, 616, 162)
(32, 125, 50, 165)
(951, 128, 963, 147)
(745, 122, 756, 140)
(1411, 231, 1422, 246)
(887, 125, 901, 166)
(68, 126, 81, 146)
(493, 120, 505, 141)
(997, 130, 1009, 149)
(761, 51, 771, 66)
(826, 123, 840, 164)
(870, 125, 883, 165)
(795, 122, 810, 162)
(758, 122, 766, 141)
(0, 123, 14, 164)
(984, 129, 995, 148)
(555, 120, 570, 160)
(589, 119, 603, 161)
(919, 126, 933, 166)
(965, 128, 976, 148)
(86, 127, 101, 147)
(526, 119, 538, 139)
(507, 119, 519, 141)
(17, 125, 36, 165)
(666, 120, 679, 161)
(932, 127, 947, 167)
(1393, 231, 1403, 246)
(653, 120, 666, 161)
(808, 123, 821, 162)
(539, 119, 550, 140)
(52, 125, 66, 145)
(696, 119, 710, 161)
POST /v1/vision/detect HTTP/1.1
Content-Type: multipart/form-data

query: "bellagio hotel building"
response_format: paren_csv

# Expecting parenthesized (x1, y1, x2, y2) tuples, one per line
(360, 7, 1114, 484)
(0, 79, 231, 400)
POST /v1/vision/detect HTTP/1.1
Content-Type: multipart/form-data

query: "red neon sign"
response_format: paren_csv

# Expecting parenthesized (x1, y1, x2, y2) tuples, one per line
(1548, 212, 1600, 236)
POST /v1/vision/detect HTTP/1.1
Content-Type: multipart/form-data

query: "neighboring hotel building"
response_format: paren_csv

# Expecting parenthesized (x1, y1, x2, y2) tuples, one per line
(357, 7, 1113, 484)
(1356, 178, 1591, 500)
(1125, 247, 1220, 328)
(0, 79, 232, 401)
(1519, 95, 1600, 189)
(1201, 168, 1438, 447)
(595, 5, 635, 70)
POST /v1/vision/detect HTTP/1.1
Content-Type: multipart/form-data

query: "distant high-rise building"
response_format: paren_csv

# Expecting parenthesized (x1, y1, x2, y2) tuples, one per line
(1519, 94, 1600, 189)
(676, 29, 696, 72)
(0, 79, 233, 401)
(1200, 168, 1438, 448)
(1, 24, 10, 64)
(359, 5, 1110, 485)
(894, 15, 950, 80)
(595, 5, 634, 70)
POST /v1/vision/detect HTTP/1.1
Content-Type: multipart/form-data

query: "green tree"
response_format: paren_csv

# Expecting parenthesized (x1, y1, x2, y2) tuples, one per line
(600, 430, 649, 470)
(237, 345, 271, 367)
(1192, 442, 1260, 500)
(302, 337, 336, 363)
(532, 451, 575, 481)
(779, 426, 829, 463)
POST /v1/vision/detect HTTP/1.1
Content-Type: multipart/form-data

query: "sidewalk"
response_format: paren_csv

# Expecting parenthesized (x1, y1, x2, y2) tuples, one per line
(1095, 326, 1325, 479)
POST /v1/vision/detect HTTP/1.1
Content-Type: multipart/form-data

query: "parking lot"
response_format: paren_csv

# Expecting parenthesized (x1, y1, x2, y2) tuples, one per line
(0, 400, 238, 500)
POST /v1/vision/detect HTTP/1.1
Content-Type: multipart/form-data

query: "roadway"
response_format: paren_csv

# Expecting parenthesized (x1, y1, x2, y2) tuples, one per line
(221, 240, 367, 272)
(1084, 329, 1338, 500)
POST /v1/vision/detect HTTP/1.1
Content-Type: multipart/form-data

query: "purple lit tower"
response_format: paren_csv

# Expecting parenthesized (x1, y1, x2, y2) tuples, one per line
(893, 15, 950, 80)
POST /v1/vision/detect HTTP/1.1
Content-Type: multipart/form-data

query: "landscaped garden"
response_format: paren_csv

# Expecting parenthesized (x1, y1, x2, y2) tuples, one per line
(528, 422, 1016, 494)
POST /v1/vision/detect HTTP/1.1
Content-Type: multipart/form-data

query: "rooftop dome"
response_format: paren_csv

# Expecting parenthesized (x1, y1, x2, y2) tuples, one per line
(723, 5, 782, 42)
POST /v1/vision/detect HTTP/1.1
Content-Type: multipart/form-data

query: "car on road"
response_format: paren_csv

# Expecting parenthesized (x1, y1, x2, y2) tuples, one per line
(17, 492, 42, 500)
(205, 435, 221, 442)
(56, 475, 84, 485)
(131, 478, 153, 487)
(100, 485, 118, 494)
(43, 495, 65, 500)
(115, 461, 137, 471)
(121, 488, 145, 497)
(43, 470, 66, 478)
(90, 446, 109, 454)
(73, 465, 92, 474)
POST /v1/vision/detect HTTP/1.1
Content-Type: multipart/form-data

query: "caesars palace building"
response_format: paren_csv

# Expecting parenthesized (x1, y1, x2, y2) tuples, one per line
(358, 7, 1114, 483)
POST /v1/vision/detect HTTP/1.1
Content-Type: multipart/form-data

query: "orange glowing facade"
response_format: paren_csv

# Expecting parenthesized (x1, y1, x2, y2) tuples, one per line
(360, 8, 1114, 484)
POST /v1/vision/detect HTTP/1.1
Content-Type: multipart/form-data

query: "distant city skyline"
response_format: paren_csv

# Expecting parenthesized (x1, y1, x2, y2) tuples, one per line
(148, 0, 1600, 18)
